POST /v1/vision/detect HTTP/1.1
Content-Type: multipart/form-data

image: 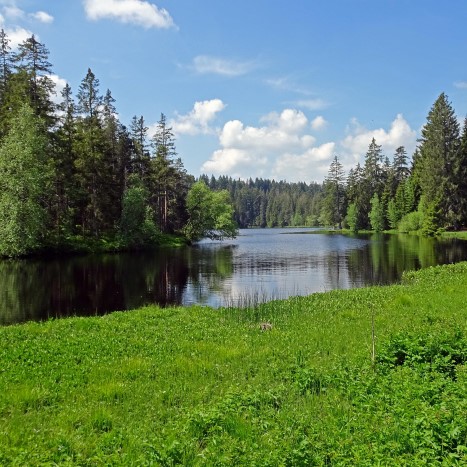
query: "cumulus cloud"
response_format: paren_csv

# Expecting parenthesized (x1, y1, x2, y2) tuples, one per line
(171, 99, 226, 135)
(311, 116, 327, 131)
(6, 26, 32, 48)
(202, 148, 269, 179)
(192, 55, 256, 77)
(2, 5, 23, 20)
(271, 142, 336, 181)
(48, 74, 68, 105)
(340, 114, 417, 162)
(30, 11, 54, 24)
(199, 109, 419, 182)
(83, 0, 176, 29)
(201, 108, 335, 182)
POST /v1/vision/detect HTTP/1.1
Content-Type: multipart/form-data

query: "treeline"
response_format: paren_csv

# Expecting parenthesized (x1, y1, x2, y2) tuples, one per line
(0, 31, 464, 258)
(323, 92, 467, 234)
(204, 93, 467, 234)
(199, 175, 323, 228)
(0, 31, 238, 257)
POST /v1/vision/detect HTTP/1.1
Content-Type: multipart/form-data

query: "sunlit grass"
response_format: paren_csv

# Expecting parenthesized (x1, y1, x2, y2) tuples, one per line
(1, 262, 467, 464)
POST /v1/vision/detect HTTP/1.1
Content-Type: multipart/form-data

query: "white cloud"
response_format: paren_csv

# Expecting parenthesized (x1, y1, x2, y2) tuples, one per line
(294, 99, 329, 111)
(30, 11, 54, 24)
(271, 142, 336, 181)
(265, 76, 313, 96)
(454, 81, 467, 89)
(171, 99, 226, 135)
(202, 148, 269, 179)
(48, 74, 67, 105)
(311, 116, 327, 131)
(2, 5, 23, 19)
(83, 0, 176, 29)
(201, 108, 335, 182)
(192, 55, 256, 77)
(340, 114, 417, 162)
(6, 26, 32, 48)
(199, 110, 419, 183)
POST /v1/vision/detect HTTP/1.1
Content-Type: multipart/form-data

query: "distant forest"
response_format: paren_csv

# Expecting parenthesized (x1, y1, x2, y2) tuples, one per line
(0, 31, 466, 257)
(203, 92, 467, 234)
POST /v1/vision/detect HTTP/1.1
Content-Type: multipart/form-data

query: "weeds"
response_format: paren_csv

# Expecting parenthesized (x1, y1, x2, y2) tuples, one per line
(0, 262, 467, 464)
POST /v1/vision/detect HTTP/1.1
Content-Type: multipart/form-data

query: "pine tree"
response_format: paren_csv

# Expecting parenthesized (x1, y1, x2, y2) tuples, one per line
(369, 193, 385, 231)
(51, 83, 77, 239)
(393, 146, 410, 185)
(363, 138, 385, 196)
(130, 115, 151, 179)
(323, 155, 346, 228)
(415, 93, 460, 229)
(458, 119, 467, 226)
(74, 68, 111, 236)
(0, 29, 13, 107)
(13, 35, 55, 126)
(150, 113, 188, 233)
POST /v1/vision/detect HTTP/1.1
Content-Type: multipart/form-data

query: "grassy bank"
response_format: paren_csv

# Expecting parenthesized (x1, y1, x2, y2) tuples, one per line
(1, 263, 467, 465)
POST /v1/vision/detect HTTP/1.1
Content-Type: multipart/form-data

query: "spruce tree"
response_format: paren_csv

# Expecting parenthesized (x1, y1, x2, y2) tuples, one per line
(415, 93, 460, 229)
(323, 155, 346, 228)
(14, 35, 55, 126)
(150, 113, 188, 233)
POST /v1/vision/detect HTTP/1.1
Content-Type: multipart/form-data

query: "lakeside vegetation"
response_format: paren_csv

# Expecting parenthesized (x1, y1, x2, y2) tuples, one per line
(1, 262, 467, 465)
(0, 30, 466, 257)
(0, 32, 237, 258)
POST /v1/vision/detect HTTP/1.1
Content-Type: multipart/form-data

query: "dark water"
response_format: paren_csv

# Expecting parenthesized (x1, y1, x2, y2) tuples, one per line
(2, 229, 467, 325)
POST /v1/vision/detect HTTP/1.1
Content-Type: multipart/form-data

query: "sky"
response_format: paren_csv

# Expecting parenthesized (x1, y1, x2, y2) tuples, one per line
(1, 0, 467, 183)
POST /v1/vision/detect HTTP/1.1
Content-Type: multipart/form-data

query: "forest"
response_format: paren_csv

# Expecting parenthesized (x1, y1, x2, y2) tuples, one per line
(0, 31, 466, 257)
(0, 31, 237, 257)
(202, 93, 467, 233)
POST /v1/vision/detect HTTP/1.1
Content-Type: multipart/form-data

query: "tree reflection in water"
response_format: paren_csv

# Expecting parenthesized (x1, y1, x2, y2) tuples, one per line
(1, 230, 467, 325)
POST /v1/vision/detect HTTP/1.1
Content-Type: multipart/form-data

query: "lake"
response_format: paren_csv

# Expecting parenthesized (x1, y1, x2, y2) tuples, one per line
(2, 228, 467, 325)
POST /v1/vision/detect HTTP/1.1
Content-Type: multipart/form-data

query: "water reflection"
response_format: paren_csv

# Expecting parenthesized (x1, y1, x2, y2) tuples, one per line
(1, 229, 467, 325)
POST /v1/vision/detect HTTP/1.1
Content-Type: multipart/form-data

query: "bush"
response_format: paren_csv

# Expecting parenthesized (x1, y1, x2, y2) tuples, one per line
(398, 210, 423, 233)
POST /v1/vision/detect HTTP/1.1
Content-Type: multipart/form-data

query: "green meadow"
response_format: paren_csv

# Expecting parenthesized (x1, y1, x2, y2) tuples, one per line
(1, 262, 467, 465)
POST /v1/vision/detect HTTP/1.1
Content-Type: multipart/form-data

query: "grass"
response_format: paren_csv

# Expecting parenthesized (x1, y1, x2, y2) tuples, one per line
(1, 263, 467, 465)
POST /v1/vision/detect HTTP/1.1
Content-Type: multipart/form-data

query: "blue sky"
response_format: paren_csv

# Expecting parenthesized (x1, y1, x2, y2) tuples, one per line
(1, 0, 467, 182)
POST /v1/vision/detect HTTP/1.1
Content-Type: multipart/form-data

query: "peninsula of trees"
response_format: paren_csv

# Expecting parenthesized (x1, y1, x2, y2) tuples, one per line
(0, 32, 236, 257)
(0, 31, 465, 257)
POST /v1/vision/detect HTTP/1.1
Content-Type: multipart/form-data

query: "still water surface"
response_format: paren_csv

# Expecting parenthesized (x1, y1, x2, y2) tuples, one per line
(2, 228, 467, 325)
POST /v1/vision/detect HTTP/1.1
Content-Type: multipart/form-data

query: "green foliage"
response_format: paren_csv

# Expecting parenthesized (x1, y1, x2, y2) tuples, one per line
(120, 175, 159, 247)
(420, 196, 443, 237)
(1, 262, 467, 464)
(184, 181, 238, 241)
(322, 155, 346, 228)
(386, 198, 399, 229)
(398, 210, 423, 233)
(414, 93, 460, 229)
(0, 104, 51, 256)
(346, 202, 359, 232)
(369, 193, 385, 231)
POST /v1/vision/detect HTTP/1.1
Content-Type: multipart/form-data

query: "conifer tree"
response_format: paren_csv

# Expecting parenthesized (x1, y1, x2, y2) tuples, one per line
(130, 115, 151, 179)
(458, 119, 467, 226)
(74, 68, 111, 236)
(322, 155, 346, 228)
(51, 83, 77, 238)
(14, 35, 55, 126)
(415, 93, 460, 229)
(150, 113, 189, 233)
(0, 29, 12, 106)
